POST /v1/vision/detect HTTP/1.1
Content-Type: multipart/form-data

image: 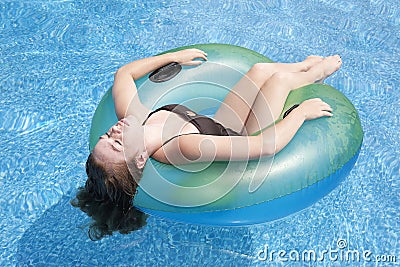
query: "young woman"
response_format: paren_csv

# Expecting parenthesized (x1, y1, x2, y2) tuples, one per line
(85, 48, 342, 206)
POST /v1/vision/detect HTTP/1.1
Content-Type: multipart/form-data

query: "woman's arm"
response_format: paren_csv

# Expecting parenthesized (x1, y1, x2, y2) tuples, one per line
(260, 98, 333, 154)
(173, 134, 265, 164)
(171, 98, 332, 164)
(112, 49, 208, 120)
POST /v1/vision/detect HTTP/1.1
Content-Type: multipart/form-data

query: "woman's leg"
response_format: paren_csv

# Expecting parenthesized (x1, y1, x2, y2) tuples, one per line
(213, 56, 323, 134)
(244, 55, 342, 135)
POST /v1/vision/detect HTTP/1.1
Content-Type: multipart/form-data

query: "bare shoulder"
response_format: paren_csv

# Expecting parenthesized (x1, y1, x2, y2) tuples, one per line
(150, 134, 215, 165)
(112, 69, 151, 121)
(150, 136, 187, 164)
(125, 102, 151, 123)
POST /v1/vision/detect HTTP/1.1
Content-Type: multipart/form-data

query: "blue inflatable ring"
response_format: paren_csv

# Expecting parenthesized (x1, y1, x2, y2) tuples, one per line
(89, 44, 363, 226)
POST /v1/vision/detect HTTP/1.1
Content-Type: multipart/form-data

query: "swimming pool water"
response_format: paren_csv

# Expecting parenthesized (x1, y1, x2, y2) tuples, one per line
(1, 0, 399, 266)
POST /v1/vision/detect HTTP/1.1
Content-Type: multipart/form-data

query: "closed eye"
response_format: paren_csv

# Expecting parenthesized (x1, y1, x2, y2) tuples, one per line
(104, 131, 123, 148)
(99, 132, 109, 140)
(100, 131, 123, 150)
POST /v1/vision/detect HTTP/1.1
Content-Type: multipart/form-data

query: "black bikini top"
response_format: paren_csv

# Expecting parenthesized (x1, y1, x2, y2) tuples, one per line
(142, 104, 240, 146)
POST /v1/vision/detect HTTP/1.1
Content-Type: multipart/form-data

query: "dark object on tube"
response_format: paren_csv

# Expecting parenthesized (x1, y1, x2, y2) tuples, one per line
(149, 62, 182, 83)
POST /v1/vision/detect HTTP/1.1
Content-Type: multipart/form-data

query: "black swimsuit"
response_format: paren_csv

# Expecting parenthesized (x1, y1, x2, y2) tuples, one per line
(142, 104, 240, 145)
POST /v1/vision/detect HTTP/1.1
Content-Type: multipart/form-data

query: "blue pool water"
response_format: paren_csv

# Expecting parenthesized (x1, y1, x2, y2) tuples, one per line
(1, 0, 399, 266)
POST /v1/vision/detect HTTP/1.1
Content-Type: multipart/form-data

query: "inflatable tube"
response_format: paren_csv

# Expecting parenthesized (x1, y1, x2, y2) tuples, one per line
(89, 44, 363, 226)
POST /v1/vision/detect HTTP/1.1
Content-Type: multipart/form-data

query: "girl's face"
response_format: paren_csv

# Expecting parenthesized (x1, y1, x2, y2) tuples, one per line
(92, 115, 146, 167)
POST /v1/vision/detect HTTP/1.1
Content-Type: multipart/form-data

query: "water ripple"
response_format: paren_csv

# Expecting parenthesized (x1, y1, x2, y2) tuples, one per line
(0, 109, 47, 134)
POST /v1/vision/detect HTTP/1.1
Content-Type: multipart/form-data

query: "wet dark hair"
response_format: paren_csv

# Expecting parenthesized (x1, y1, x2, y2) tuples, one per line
(70, 153, 148, 240)
(84, 153, 143, 207)
(71, 187, 148, 241)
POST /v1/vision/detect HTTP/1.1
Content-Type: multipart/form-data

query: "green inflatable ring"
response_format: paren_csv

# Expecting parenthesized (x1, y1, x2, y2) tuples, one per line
(89, 44, 363, 226)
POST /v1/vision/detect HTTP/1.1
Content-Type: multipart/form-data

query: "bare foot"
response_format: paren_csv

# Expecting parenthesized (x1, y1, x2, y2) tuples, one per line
(302, 55, 324, 71)
(308, 55, 342, 83)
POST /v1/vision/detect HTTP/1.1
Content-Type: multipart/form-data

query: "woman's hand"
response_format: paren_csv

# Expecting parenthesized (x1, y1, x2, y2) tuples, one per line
(258, 98, 333, 156)
(171, 49, 208, 66)
(297, 98, 333, 120)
